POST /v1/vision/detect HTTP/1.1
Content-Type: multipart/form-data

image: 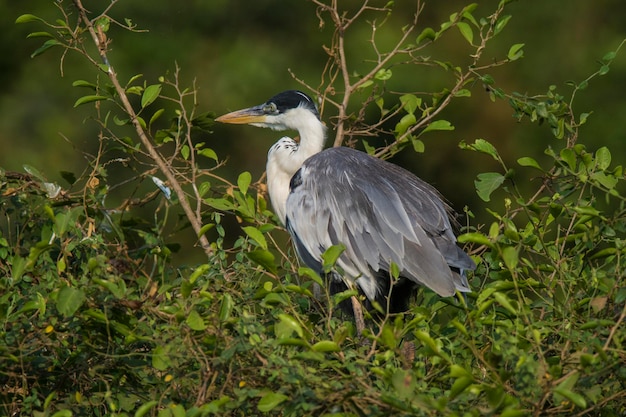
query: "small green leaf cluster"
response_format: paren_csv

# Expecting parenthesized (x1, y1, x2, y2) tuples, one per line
(456, 46, 625, 415)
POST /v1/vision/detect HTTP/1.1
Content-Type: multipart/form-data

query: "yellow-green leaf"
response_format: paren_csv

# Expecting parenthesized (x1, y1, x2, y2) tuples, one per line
(186, 309, 206, 331)
(141, 84, 161, 108)
(74, 95, 109, 108)
(237, 171, 252, 194)
(517, 156, 542, 170)
(276, 314, 303, 338)
(257, 392, 288, 412)
(423, 119, 454, 133)
(322, 244, 346, 272)
(311, 340, 340, 352)
(501, 246, 519, 270)
(475, 172, 505, 202)
(457, 22, 474, 44)
(16, 14, 44, 24)
(242, 226, 267, 250)
(507, 43, 525, 61)
(246, 249, 277, 274)
(417, 27, 436, 43)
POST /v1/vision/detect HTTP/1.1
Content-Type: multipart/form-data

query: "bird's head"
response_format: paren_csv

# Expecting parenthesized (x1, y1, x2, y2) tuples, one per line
(216, 90, 320, 132)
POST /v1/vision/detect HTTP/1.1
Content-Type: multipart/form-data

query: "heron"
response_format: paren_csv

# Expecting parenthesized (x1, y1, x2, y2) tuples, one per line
(216, 90, 475, 331)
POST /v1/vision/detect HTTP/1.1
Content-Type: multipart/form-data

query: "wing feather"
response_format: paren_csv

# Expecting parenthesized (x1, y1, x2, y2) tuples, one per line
(286, 147, 475, 302)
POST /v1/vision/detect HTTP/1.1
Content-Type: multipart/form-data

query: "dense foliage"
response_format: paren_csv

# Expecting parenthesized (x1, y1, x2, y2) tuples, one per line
(1, 1, 624, 416)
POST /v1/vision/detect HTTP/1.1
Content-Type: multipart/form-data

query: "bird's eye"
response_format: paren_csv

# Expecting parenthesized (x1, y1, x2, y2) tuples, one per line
(263, 102, 278, 114)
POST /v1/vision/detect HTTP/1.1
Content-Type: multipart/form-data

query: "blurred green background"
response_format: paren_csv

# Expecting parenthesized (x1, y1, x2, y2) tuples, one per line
(2, 0, 625, 260)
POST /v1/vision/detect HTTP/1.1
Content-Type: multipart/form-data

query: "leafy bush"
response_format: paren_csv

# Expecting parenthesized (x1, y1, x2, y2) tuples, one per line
(2, 1, 624, 416)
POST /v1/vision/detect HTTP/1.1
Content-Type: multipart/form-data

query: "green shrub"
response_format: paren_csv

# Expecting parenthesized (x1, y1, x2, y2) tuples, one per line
(2, 1, 624, 416)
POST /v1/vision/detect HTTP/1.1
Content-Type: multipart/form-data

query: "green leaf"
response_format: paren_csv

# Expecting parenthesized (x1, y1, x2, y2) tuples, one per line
(11, 255, 28, 281)
(559, 148, 577, 170)
(517, 156, 542, 170)
(189, 264, 211, 284)
(595, 146, 611, 170)
(356, 80, 374, 91)
(311, 340, 341, 352)
(181, 144, 190, 160)
(399, 94, 421, 114)
(395, 113, 416, 135)
(450, 364, 473, 379)
(74, 95, 109, 108)
(198, 148, 218, 161)
(26, 32, 54, 39)
(92, 277, 123, 298)
(321, 244, 346, 272)
(422, 119, 454, 133)
(72, 80, 98, 90)
(414, 330, 440, 354)
(598, 64, 610, 76)
(374, 68, 392, 81)
(602, 50, 617, 62)
(412, 138, 425, 153)
(141, 84, 161, 108)
(257, 392, 288, 412)
(134, 401, 158, 417)
(276, 313, 304, 338)
(590, 171, 618, 189)
(501, 246, 519, 270)
(500, 409, 527, 417)
(298, 267, 324, 287)
(493, 292, 517, 315)
(389, 262, 400, 279)
(465, 138, 499, 160)
(456, 22, 474, 44)
(56, 286, 86, 317)
(205, 197, 235, 211)
(186, 309, 206, 331)
(475, 172, 505, 202)
(450, 376, 473, 399)
(507, 43, 525, 61)
(127, 73, 144, 86)
(391, 369, 417, 399)
(242, 226, 267, 250)
(416, 27, 436, 43)
(15, 14, 45, 24)
(237, 171, 252, 194)
(31, 39, 61, 58)
(458, 232, 493, 248)
(23, 164, 46, 182)
(579, 112, 591, 125)
(219, 294, 233, 322)
(454, 88, 472, 98)
(553, 372, 586, 408)
(126, 86, 143, 96)
(149, 108, 165, 127)
(94, 17, 110, 33)
(246, 249, 277, 274)
(494, 15, 512, 35)
(198, 223, 214, 238)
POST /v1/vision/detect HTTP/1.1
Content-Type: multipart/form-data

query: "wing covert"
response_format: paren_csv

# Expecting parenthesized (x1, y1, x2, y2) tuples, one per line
(285, 147, 474, 301)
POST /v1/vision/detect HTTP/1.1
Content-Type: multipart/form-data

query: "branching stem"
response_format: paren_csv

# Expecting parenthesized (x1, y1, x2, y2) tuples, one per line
(72, 0, 212, 257)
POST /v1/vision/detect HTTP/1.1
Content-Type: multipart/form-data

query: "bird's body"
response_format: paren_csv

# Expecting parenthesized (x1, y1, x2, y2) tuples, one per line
(216, 90, 475, 316)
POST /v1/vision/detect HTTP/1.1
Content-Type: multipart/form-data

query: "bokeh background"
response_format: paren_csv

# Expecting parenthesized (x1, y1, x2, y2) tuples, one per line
(1, 0, 625, 262)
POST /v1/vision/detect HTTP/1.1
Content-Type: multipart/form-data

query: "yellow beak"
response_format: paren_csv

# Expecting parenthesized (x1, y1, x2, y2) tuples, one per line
(215, 106, 267, 125)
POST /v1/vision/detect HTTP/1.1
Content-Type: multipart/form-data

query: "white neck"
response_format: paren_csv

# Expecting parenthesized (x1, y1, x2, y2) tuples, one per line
(265, 107, 326, 224)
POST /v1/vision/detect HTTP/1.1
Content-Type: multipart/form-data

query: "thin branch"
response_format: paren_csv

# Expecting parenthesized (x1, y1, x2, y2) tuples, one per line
(72, 0, 212, 256)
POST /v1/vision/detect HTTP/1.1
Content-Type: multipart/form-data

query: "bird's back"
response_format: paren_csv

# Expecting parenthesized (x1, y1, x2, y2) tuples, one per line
(286, 146, 474, 309)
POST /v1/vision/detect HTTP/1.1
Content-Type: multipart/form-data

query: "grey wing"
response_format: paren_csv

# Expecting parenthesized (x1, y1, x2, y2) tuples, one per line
(285, 147, 474, 302)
